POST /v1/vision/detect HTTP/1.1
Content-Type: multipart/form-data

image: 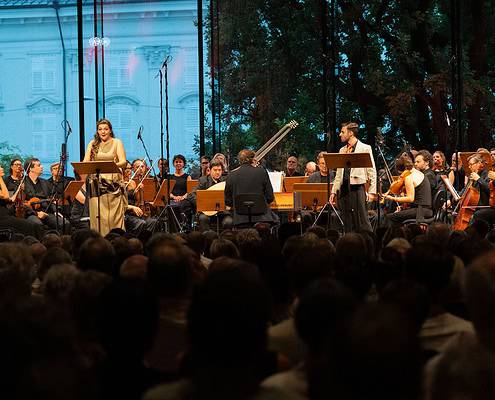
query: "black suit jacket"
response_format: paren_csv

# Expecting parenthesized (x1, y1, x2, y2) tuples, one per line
(224, 164, 275, 225)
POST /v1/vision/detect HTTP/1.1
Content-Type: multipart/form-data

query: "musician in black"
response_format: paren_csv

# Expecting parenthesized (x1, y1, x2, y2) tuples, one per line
(468, 154, 494, 226)
(285, 155, 303, 177)
(191, 161, 232, 231)
(5, 158, 23, 194)
(22, 158, 71, 233)
(383, 154, 433, 226)
(156, 158, 169, 182)
(169, 154, 194, 228)
(414, 150, 437, 193)
(0, 165, 44, 238)
(47, 162, 74, 217)
(307, 152, 334, 183)
(225, 149, 276, 227)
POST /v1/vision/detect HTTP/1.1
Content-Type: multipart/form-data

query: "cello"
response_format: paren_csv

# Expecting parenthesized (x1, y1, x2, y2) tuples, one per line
(452, 179, 480, 231)
(452, 154, 485, 231)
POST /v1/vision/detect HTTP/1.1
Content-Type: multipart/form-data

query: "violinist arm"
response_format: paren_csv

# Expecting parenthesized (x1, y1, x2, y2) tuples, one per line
(384, 175, 415, 203)
(75, 188, 86, 205)
(0, 173, 10, 200)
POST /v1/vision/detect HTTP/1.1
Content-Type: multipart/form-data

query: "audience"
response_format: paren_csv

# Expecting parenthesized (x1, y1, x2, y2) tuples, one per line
(2, 218, 495, 400)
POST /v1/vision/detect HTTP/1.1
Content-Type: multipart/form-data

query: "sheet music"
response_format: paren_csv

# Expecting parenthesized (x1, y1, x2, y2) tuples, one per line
(268, 171, 284, 192)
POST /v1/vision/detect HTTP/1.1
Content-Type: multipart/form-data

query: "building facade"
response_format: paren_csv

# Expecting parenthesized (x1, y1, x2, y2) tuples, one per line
(0, 0, 203, 176)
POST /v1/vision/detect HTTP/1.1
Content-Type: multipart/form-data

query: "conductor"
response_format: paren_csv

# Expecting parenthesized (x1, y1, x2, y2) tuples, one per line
(224, 149, 276, 227)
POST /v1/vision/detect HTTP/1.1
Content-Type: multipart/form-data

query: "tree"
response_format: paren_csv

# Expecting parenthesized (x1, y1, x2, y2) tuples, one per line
(205, 0, 495, 169)
(0, 141, 28, 172)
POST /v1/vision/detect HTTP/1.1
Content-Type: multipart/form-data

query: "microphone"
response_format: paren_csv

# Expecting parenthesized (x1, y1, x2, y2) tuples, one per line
(137, 125, 143, 140)
(61, 120, 72, 136)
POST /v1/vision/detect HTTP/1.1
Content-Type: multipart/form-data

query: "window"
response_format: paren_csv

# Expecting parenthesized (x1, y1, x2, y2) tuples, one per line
(106, 53, 132, 89)
(32, 113, 57, 160)
(184, 105, 199, 158)
(106, 103, 134, 157)
(31, 56, 56, 92)
(184, 48, 198, 86)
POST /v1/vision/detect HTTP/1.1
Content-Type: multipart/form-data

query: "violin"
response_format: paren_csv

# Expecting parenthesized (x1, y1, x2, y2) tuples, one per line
(379, 170, 412, 205)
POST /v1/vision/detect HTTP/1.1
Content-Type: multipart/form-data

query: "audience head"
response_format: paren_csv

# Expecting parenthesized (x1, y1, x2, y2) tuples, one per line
(120, 255, 148, 280)
(465, 251, 495, 351)
(209, 238, 240, 259)
(0, 242, 35, 304)
(77, 237, 116, 276)
(187, 265, 269, 368)
(405, 242, 454, 303)
(147, 241, 195, 299)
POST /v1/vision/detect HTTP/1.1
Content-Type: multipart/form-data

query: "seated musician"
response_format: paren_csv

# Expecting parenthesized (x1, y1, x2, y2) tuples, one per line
(212, 152, 229, 176)
(169, 154, 194, 227)
(196, 155, 211, 179)
(5, 158, 23, 194)
(124, 160, 157, 235)
(467, 154, 494, 227)
(448, 152, 466, 192)
(0, 166, 43, 238)
(305, 161, 317, 176)
(21, 158, 71, 233)
(132, 158, 148, 179)
(47, 162, 74, 217)
(70, 184, 90, 231)
(156, 158, 169, 182)
(432, 150, 449, 175)
(192, 161, 233, 232)
(383, 154, 433, 226)
(414, 150, 437, 193)
(285, 155, 303, 177)
(307, 152, 334, 183)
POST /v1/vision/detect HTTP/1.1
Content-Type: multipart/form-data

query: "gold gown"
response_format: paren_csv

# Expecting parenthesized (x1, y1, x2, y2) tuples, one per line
(87, 139, 128, 236)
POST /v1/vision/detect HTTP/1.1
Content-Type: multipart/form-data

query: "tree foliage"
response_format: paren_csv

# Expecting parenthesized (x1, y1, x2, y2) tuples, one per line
(205, 0, 495, 169)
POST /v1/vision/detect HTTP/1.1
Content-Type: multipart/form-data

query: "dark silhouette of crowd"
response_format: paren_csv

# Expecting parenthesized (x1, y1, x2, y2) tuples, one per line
(1, 220, 495, 400)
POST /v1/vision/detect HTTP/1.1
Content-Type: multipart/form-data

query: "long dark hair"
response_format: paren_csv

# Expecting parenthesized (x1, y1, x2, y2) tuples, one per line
(90, 119, 114, 161)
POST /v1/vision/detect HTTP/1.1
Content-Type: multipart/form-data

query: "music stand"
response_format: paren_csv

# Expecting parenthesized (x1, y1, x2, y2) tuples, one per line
(293, 183, 328, 192)
(197, 189, 226, 234)
(322, 153, 373, 232)
(151, 179, 182, 233)
(282, 176, 307, 192)
(151, 179, 175, 207)
(62, 180, 84, 205)
(187, 179, 199, 193)
(72, 161, 121, 234)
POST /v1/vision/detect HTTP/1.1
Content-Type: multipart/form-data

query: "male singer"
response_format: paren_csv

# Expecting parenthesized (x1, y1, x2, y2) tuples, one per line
(329, 122, 377, 232)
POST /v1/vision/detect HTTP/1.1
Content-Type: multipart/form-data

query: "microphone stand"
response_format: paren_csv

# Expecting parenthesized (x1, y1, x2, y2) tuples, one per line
(45, 143, 68, 233)
(137, 127, 159, 185)
(154, 56, 181, 233)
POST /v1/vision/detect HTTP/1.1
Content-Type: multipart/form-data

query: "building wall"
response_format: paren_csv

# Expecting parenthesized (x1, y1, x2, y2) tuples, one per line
(0, 0, 202, 177)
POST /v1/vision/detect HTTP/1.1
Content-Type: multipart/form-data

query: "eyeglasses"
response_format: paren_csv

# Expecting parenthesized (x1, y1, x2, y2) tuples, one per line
(201, 161, 210, 165)
(13, 163, 22, 166)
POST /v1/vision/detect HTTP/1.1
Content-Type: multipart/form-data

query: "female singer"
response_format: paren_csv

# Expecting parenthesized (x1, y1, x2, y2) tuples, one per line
(83, 119, 127, 236)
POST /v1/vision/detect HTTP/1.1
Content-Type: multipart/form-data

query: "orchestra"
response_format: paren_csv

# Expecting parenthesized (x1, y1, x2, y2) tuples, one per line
(2, 117, 495, 236)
